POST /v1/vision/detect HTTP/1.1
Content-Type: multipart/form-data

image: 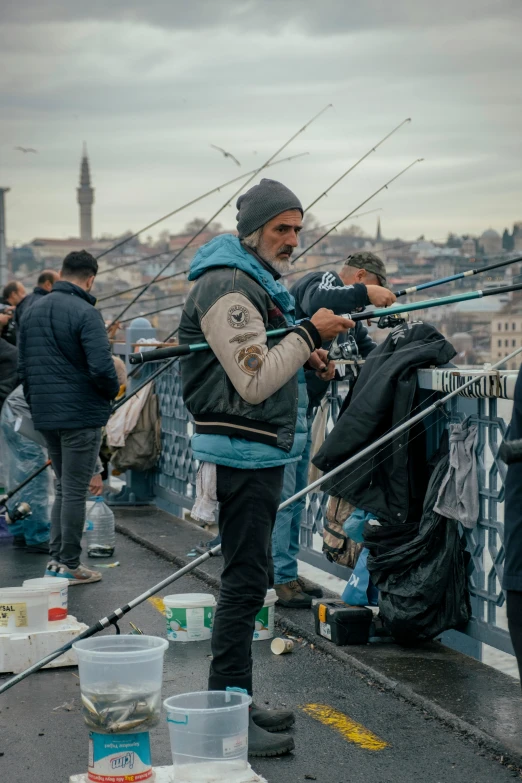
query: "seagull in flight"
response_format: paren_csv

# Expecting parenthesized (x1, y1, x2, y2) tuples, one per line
(14, 146, 38, 154)
(210, 144, 241, 167)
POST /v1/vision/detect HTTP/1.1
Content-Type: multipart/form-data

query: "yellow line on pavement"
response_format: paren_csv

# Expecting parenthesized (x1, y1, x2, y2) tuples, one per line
(300, 704, 388, 751)
(148, 596, 165, 614)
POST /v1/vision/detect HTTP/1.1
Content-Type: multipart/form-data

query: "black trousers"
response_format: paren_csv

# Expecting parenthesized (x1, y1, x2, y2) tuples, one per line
(507, 591, 522, 685)
(208, 463, 285, 695)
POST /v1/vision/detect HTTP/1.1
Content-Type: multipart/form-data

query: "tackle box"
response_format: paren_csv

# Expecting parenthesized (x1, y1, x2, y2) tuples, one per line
(312, 599, 373, 646)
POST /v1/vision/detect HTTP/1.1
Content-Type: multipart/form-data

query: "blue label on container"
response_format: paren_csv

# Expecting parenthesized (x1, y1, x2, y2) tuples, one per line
(88, 731, 152, 782)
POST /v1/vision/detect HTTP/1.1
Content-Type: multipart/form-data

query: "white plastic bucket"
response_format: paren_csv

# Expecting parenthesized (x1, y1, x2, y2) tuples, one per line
(0, 587, 48, 634)
(23, 577, 68, 622)
(163, 593, 216, 642)
(164, 690, 251, 780)
(253, 589, 278, 641)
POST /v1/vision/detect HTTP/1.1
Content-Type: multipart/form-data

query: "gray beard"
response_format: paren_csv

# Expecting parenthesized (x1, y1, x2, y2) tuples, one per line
(270, 257, 292, 274)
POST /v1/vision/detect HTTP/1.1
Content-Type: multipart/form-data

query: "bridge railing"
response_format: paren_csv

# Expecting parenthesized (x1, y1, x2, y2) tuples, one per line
(148, 360, 518, 657)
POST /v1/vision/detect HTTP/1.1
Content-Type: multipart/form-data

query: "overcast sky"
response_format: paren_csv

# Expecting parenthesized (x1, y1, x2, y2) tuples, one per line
(1, 1, 522, 245)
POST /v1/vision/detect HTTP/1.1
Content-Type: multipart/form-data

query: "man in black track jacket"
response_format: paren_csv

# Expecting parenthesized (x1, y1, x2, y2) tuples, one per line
(18, 250, 119, 585)
(272, 252, 396, 608)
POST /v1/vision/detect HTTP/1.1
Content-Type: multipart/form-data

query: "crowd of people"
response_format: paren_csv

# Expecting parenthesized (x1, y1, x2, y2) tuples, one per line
(1, 176, 521, 759)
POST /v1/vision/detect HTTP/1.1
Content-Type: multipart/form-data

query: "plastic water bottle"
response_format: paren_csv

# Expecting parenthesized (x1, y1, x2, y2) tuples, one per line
(85, 497, 115, 557)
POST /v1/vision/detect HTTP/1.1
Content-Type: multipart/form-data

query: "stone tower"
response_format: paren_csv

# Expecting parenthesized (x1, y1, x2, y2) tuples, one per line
(77, 143, 94, 242)
(376, 216, 382, 244)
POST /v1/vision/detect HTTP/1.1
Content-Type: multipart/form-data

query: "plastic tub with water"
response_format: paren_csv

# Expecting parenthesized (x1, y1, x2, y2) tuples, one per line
(0, 587, 48, 633)
(164, 690, 251, 782)
(73, 635, 168, 734)
(23, 577, 68, 622)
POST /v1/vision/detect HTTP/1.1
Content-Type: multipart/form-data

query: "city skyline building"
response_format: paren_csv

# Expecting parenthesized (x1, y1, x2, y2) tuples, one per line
(77, 143, 94, 242)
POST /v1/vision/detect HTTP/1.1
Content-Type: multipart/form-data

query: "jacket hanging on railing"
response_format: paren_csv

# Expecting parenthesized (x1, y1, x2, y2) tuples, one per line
(364, 452, 471, 644)
(313, 322, 456, 525)
(434, 418, 479, 528)
(110, 383, 162, 473)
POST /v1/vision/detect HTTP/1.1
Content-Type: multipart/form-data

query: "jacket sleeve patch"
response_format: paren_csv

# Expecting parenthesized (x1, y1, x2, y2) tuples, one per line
(227, 304, 250, 328)
(235, 344, 264, 375)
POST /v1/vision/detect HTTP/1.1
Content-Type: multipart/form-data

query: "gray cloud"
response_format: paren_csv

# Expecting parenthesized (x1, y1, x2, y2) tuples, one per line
(2, 0, 521, 33)
(1, 1, 521, 243)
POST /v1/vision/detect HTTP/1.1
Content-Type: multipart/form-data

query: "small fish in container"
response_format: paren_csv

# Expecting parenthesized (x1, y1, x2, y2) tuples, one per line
(73, 635, 168, 782)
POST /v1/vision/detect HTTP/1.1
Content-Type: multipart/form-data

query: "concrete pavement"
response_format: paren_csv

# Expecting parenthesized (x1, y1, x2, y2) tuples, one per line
(1, 527, 521, 782)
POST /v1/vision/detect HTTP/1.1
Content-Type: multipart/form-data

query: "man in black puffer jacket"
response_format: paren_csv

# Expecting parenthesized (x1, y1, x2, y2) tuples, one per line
(18, 250, 119, 585)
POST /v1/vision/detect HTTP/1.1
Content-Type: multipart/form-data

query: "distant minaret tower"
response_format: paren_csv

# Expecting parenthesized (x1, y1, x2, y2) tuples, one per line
(376, 216, 382, 244)
(77, 142, 94, 242)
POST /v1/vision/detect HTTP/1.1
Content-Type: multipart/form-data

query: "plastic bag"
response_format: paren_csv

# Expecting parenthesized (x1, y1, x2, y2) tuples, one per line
(341, 549, 379, 607)
(365, 453, 471, 644)
(342, 508, 373, 544)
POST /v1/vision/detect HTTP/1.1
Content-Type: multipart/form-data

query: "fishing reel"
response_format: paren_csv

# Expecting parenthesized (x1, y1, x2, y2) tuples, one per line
(376, 312, 409, 329)
(1, 501, 32, 524)
(327, 332, 361, 363)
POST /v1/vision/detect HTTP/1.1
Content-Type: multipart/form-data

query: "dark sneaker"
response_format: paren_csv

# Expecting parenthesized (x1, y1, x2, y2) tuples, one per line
(297, 575, 323, 598)
(56, 564, 102, 585)
(25, 541, 50, 555)
(251, 703, 295, 732)
(13, 535, 26, 549)
(248, 714, 294, 757)
(275, 580, 313, 608)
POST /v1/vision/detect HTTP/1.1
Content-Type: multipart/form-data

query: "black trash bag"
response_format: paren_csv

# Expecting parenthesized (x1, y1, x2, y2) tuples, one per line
(364, 453, 471, 645)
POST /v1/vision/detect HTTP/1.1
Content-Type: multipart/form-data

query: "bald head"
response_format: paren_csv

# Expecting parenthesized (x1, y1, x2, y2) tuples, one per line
(37, 269, 59, 292)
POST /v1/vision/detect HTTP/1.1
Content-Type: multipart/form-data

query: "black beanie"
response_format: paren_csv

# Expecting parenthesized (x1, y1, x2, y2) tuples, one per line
(236, 179, 303, 239)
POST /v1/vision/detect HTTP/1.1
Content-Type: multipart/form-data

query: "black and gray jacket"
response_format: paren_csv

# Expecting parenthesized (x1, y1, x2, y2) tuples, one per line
(313, 322, 456, 524)
(290, 269, 376, 409)
(179, 238, 321, 454)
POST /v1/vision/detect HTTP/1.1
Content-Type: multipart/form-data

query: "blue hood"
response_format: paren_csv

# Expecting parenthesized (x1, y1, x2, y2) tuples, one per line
(188, 234, 295, 316)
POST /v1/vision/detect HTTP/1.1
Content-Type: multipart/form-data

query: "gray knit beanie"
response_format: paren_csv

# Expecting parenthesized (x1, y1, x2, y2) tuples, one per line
(236, 179, 303, 239)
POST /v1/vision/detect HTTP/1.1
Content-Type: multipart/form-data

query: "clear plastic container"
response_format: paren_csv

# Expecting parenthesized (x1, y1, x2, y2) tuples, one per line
(23, 577, 68, 622)
(73, 635, 168, 734)
(85, 497, 115, 557)
(0, 587, 48, 633)
(164, 690, 251, 780)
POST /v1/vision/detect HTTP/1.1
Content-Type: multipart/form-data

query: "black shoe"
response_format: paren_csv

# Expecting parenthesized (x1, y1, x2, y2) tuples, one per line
(13, 535, 26, 549)
(25, 541, 50, 554)
(248, 714, 295, 757)
(251, 703, 295, 732)
(297, 575, 323, 598)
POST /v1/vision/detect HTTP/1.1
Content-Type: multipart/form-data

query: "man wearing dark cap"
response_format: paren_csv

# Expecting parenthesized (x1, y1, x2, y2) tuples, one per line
(179, 178, 353, 757)
(271, 252, 396, 608)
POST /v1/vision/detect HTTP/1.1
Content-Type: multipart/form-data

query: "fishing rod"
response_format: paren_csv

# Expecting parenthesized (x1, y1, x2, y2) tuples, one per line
(94, 153, 309, 263)
(280, 239, 444, 281)
(107, 106, 332, 330)
(103, 209, 385, 319)
(99, 291, 185, 314)
(3, 339, 522, 695)
(393, 254, 522, 297)
(305, 118, 411, 212)
(97, 267, 189, 304)
(118, 299, 185, 326)
(291, 159, 424, 265)
(128, 280, 522, 365)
